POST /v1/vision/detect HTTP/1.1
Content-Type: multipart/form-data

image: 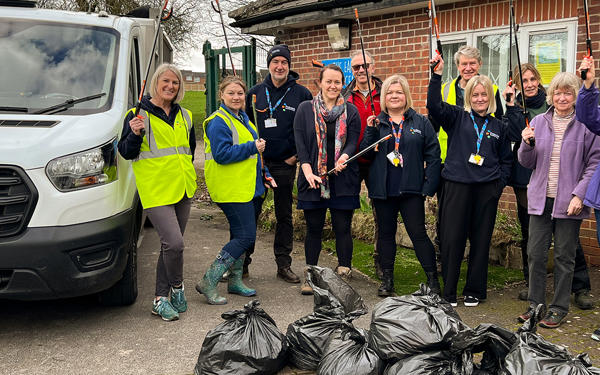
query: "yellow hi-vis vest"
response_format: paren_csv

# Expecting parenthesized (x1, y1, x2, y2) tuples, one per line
(439, 77, 499, 162)
(203, 107, 258, 203)
(131, 107, 197, 209)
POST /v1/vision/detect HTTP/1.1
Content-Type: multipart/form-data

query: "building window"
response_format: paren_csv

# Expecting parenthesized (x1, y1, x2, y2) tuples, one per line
(435, 19, 576, 90)
(186, 75, 193, 81)
(194, 76, 201, 82)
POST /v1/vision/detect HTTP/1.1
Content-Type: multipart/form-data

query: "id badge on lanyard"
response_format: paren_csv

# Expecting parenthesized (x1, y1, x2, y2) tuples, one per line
(468, 112, 488, 167)
(265, 87, 291, 128)
(386, 116, 404, 167)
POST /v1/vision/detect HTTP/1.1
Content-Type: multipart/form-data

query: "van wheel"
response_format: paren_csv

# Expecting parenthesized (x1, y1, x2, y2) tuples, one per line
(98, 205, 141, 306)
(98, 239, 138, 306)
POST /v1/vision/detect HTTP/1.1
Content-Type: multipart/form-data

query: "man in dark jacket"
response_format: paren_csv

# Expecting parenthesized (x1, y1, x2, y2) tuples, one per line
(341, 50, 383, 277)
(245, 44, 312, 283)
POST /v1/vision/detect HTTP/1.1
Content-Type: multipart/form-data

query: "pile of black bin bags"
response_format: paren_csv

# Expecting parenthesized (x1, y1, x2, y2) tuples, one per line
(194, 266, 600, 375)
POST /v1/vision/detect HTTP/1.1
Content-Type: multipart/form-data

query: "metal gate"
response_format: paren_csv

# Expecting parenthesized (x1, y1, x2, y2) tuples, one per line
(203, 38, 256, 115)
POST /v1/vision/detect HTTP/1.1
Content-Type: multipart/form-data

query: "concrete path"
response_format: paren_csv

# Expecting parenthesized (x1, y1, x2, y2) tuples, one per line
(1, 201, 599, 374)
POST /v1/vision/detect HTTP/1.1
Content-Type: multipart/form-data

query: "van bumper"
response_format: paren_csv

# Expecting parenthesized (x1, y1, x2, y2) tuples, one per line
(0, 209, 134, 300)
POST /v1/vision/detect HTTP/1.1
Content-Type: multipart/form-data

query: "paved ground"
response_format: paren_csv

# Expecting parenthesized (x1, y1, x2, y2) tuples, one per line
(1, 201, 599, 375)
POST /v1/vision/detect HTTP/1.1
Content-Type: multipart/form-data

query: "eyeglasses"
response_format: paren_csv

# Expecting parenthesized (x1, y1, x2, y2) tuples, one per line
(351, 63, 370, 71)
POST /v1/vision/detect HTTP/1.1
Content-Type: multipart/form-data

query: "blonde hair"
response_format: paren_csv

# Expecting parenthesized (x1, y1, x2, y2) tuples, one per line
(219, 75, 247, 110)
(149, 63, 185, 103)
(546, 72, 580, 106)
(464, 75, 496, 115)
(454, 45, 482, 66)
(380, 74, 413, 113)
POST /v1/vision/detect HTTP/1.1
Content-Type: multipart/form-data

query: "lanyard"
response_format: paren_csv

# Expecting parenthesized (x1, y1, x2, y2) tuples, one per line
(470, 112, 488, 155)
(390, 116, 404, 152)
(265, 87, 291, 118)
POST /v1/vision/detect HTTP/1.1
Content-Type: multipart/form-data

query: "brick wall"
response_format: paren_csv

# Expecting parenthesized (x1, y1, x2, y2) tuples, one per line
(278, 0, 600, 265)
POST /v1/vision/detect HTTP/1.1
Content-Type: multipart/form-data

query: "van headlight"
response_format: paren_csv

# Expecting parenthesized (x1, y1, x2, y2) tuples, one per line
(46, 138, 118, 191)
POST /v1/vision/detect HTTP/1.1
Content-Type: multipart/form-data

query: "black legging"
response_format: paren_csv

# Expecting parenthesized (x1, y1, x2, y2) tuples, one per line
(373, 195, 436, 272)
(303, 208, 354, 267)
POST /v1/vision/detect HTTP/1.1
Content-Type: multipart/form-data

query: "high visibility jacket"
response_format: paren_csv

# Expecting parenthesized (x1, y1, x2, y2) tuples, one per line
(203, 108, 258, 203)
(439, 78, 499, 162)
(131, 107, 196, 209)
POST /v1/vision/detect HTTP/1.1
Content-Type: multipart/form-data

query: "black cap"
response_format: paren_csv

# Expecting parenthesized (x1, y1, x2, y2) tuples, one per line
(267, 44, 291, 67)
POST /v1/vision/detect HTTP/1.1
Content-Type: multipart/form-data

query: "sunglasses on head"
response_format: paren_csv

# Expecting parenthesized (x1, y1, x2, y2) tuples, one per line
(351, 63, 370, 71)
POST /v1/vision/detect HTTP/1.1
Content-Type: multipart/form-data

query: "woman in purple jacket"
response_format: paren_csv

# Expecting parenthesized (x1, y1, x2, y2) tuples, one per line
(518, 71, 600, 328)
(577, 56, 600, 340)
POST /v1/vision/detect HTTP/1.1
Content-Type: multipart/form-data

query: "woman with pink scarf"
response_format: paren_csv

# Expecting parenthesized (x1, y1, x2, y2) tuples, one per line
(293, 64, 361, 294)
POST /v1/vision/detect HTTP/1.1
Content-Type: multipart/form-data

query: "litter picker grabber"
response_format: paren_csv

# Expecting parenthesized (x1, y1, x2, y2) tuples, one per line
(212, 0, 236, 76)
(506, 0, 514, 103)
(354, 8, 376, 117)
(135, 0, 172, 137)
(325, 134, 392, 176)
(581, 0, 593, 80)
(429, 0, 444, 72)
(511, 2, 535, 147)
(252, 94, 273, 186)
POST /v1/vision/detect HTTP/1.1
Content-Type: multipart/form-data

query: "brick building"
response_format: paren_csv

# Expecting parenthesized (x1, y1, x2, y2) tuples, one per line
(231, 0, 600, 265)
(181, 69, 206, 91)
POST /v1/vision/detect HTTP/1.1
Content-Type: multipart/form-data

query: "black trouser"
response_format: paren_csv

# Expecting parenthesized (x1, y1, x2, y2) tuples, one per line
(359, 162, 379, 262)
(513, 187, 530, 283)
(434, 165, 445, 253)
(303, 208, 354, 267)
(373, 195, 436, 272)
(262, 160, 297, 268)
(513, 187, 591, 292)
(440, 180, 500, 301)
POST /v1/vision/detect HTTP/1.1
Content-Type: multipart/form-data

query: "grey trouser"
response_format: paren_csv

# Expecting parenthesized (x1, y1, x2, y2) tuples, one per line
(146, 196, 192, 297)
(528, 197, 582, 314)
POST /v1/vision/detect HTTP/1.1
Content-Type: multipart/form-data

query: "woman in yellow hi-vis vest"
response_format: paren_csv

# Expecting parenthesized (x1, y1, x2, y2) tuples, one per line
(195, 76, 276, 305)
(118, 64, 196, 321)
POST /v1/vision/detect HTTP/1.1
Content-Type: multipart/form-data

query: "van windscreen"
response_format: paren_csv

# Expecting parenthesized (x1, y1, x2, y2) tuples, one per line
(0, 20, 119, 115)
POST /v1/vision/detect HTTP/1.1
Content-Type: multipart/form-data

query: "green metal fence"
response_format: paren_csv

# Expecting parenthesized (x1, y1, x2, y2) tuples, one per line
(203, 38, 256, 116)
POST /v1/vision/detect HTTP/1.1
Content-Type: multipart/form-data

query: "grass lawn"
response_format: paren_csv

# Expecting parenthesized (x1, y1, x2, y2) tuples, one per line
(323, 239, 524, 296)
(180, 90, 206, 138)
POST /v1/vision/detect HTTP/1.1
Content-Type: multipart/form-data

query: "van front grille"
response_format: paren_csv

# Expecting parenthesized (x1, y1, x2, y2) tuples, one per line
(0, 120, 59, 128)
(0, 166, 38, 238)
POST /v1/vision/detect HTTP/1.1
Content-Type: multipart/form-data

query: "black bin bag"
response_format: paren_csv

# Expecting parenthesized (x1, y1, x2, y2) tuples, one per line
(383, 350, 470, 375)
(505, 333, 600, 375)
(194, 300, 287, 375)
(317, 327, 383, 375)
(369, 284, 469, 361)
(504, 304, 600, 375)
(450, 323, 516, 374)
(286, 266, 368, 371)
(308, 265, 368, 316)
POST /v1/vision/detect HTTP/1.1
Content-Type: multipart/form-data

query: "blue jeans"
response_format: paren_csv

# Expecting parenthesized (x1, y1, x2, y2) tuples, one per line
(217, 196, 263, 260)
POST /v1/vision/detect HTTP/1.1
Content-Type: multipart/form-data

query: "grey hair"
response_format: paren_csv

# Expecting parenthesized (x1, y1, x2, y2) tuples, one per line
(350, 50, 375, 64)
(546, 72, 581, 105)
(454, 45, 482, 66)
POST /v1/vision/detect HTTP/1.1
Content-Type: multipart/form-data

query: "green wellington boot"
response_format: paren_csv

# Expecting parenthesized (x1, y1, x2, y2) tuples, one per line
(228, 254, 256, 297)
(195, 250, 235, 305)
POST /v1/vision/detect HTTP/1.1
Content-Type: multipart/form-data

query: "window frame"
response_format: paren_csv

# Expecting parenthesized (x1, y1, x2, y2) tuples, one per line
(433, 18, 577, 88)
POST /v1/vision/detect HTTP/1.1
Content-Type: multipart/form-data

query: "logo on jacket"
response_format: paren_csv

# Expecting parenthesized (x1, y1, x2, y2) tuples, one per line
(281, 103, 296, 112)
(485, 130, 499, 139)
(410, 127, 422, 135)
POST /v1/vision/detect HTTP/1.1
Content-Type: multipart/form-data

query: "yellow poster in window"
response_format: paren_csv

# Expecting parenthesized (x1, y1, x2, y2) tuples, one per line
(535, 40, 561, 85)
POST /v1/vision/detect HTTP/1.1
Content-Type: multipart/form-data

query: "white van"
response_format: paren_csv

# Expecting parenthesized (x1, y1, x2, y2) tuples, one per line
(0, 1, 171, 305)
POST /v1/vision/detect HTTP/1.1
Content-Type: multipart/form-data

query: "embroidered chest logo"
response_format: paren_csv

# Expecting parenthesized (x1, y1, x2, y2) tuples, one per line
(410, 127, 422, 135)
(485, 130, 499, 139)
(281, 103, 296, 112)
